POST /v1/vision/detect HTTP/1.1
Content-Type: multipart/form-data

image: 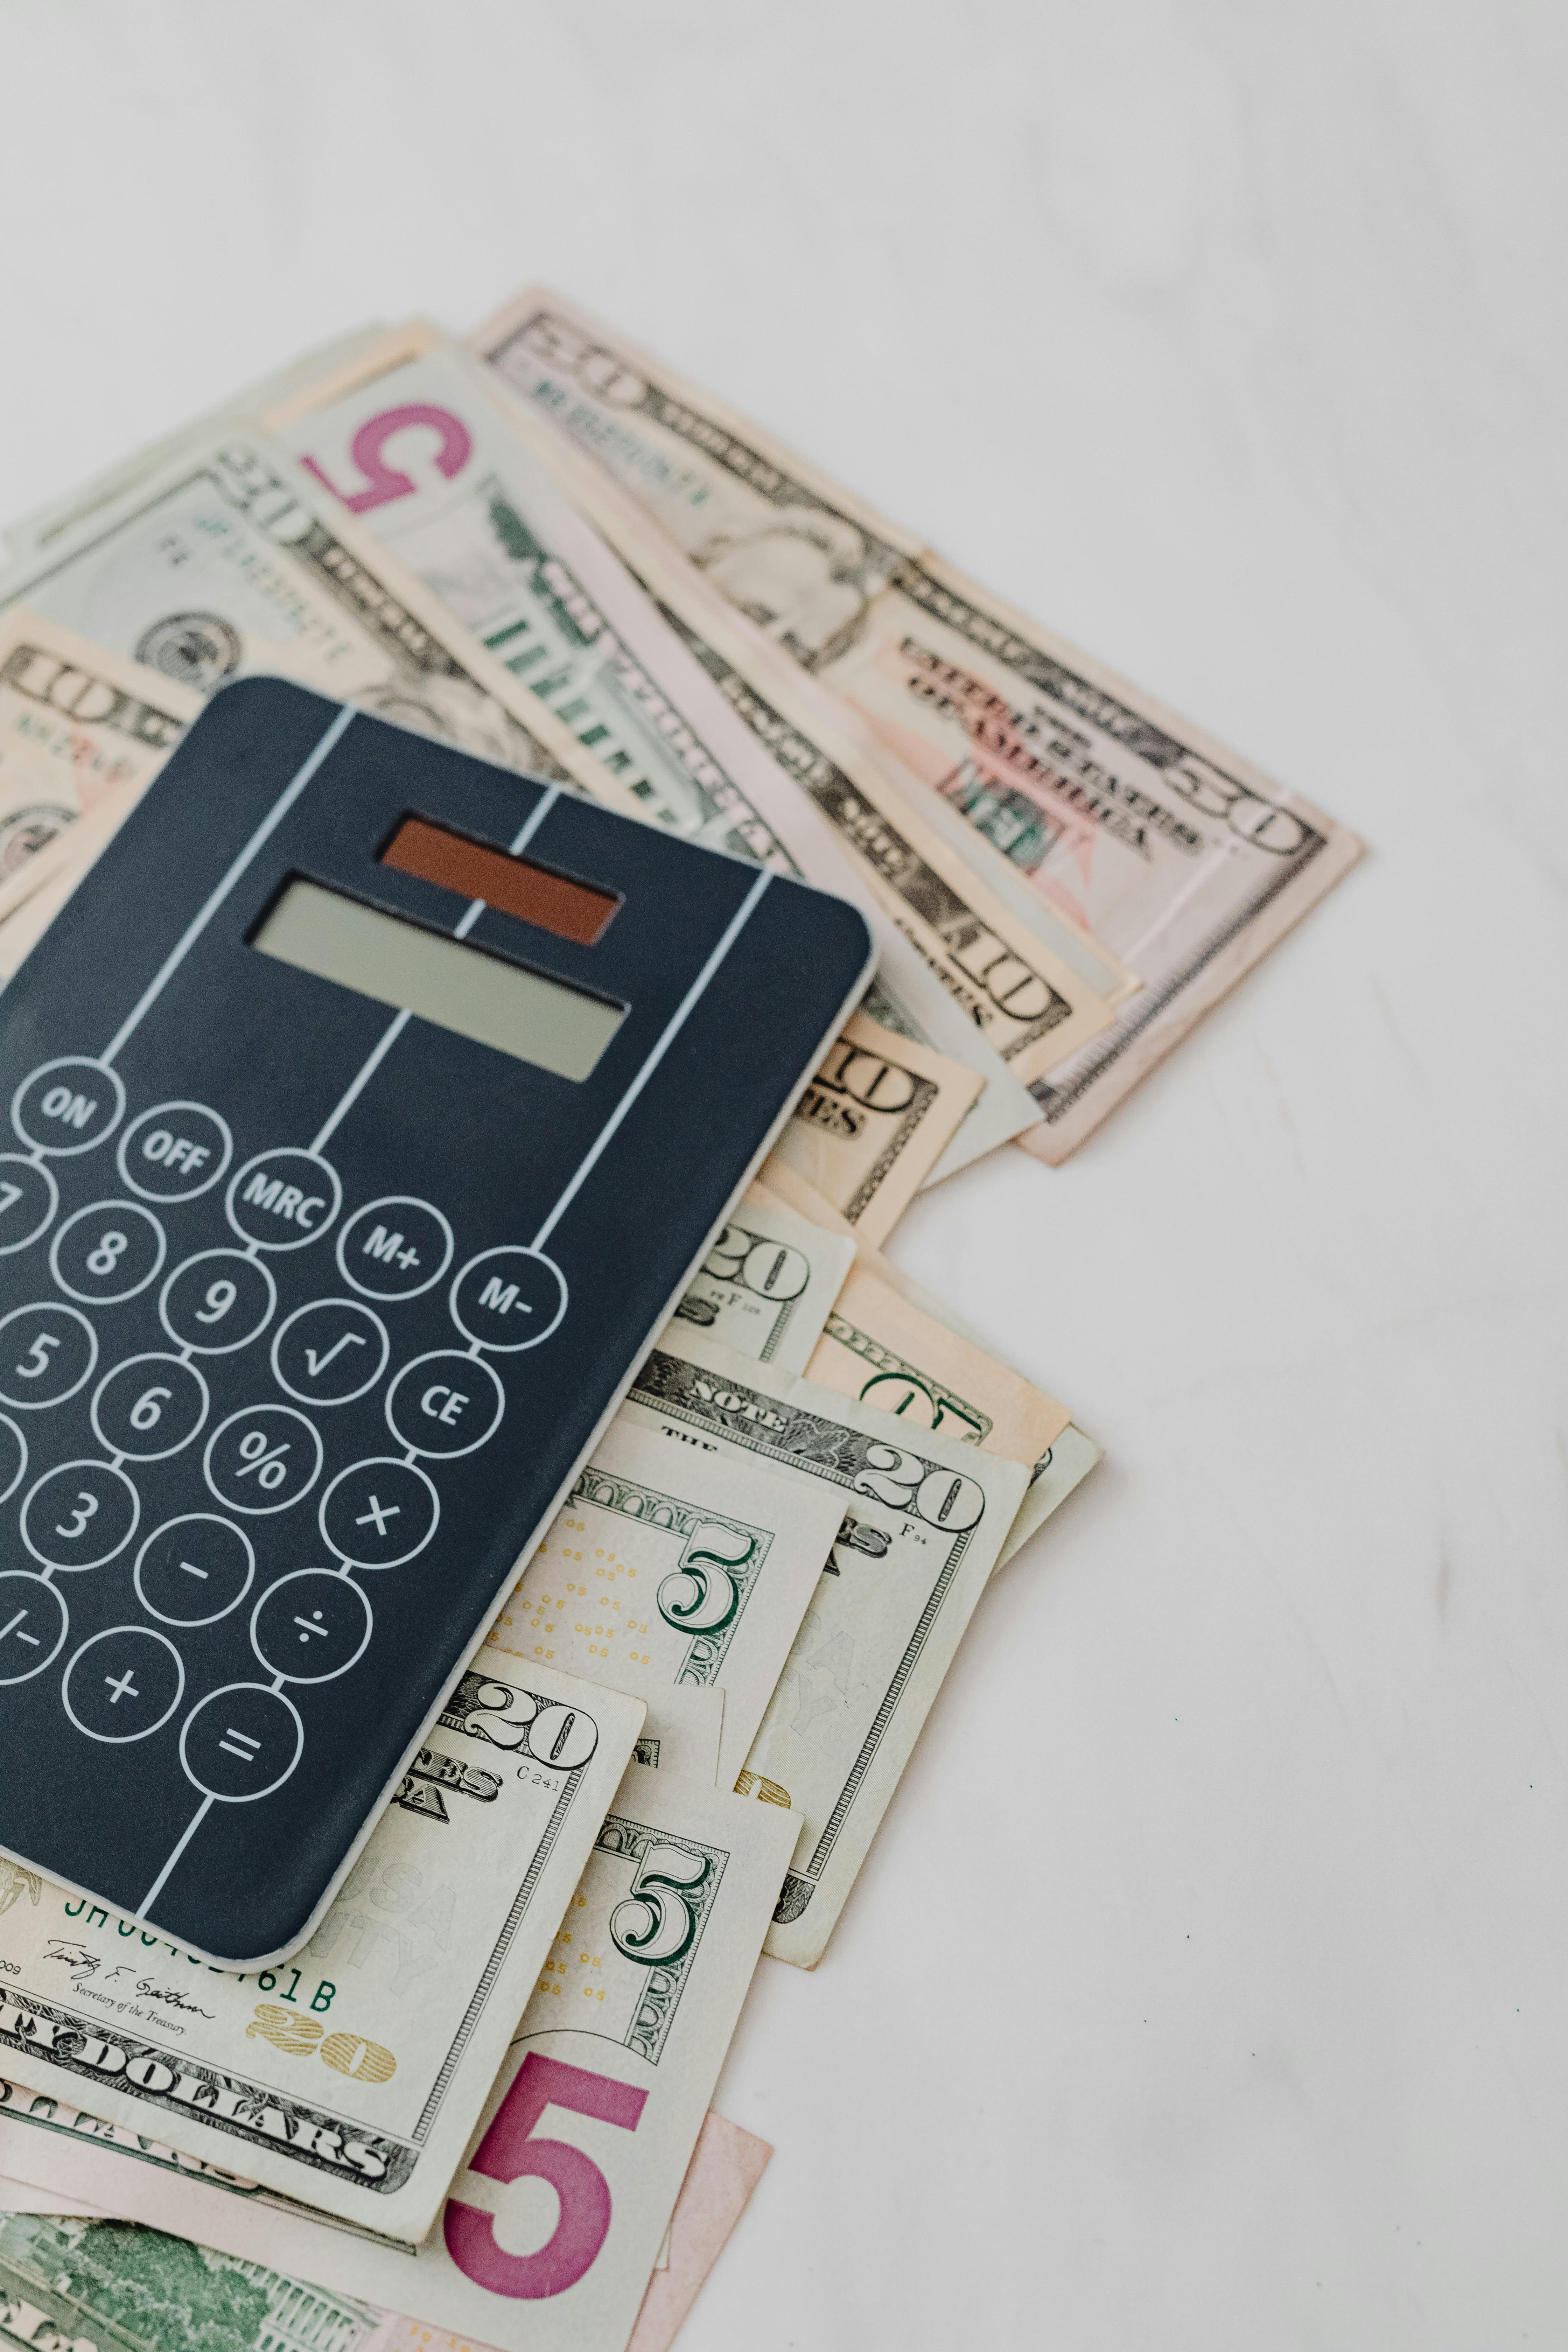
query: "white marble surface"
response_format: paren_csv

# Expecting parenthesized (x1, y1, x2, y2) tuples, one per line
(2, 3, 1565, 2344)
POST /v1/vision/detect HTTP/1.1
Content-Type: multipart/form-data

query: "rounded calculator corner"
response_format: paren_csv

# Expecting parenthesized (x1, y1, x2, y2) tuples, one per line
(202, 673, 346, 751)
(805, 886, 877, 994)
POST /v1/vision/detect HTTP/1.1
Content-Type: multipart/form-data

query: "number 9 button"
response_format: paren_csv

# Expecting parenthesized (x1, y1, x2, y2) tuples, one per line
(161, 1249, 276, 1354)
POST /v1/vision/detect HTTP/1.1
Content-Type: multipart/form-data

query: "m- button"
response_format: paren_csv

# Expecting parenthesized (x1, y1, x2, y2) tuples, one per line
(226, 1148, 342, 1251)
(336, 1197, 454, 1302)
(449, 1247, 568, 1351)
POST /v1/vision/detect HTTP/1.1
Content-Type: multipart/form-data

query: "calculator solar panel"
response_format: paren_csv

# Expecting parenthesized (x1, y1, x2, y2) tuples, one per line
(0, 680, 873, 1965)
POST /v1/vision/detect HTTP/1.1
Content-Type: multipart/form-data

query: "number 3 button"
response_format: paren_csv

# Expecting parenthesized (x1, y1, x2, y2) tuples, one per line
(386, 1350, 504, 1457)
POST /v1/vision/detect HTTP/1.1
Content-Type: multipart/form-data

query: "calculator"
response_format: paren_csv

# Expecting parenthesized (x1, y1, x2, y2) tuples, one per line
(0, 679, 873, 1966)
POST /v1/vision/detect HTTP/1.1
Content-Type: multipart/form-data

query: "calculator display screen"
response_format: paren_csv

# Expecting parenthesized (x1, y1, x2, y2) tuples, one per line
(252, 878, 625, 1080)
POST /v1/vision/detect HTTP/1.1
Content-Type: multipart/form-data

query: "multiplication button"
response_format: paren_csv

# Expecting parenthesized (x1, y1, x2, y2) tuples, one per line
(271, 1298, 389, 1406)
(337, 1197, 454, 1301)
(386, 1350, 505, 1458)
(21, 1461, 139, 1571)
(161, 1250, 276, 1355)
(181, 1684, 303, 1801)
(450, 1247, 567, 1351)
(0, 1574, 67, 1685)
(204, 1404, 323, 1514)
(226, 1148, 342, 1251)
(251, 1570, 371, 1685)
(62, 1628, 183, 1744)
(117, 1101, 232, 1203)
(51, 1201, 166, 1304)
(0, 1303, 96, 1409)
(11, 1058, 125, 1157)
(92, 1354, 209, 1461)
(320, 1457, 439, 1569)
(135, 1515, 254, 1627)
(0, 1158, 57, 1257)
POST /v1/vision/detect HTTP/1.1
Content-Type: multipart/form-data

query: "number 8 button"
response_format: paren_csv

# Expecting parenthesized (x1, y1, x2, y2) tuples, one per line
(51, 1201, 166, 1304)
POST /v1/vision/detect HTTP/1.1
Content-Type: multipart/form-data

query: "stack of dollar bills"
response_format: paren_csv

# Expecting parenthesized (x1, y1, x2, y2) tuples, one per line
(0, 289, 1358, 2352)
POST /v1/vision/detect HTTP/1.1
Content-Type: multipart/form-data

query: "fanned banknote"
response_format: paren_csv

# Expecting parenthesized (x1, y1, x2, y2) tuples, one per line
(472, 287, 1362, 1160)
(0, 1663, 643, 2242)
(487, 1414, 847, 1786)
(617, 1331, 1028, 1966)
(266, 324, 1042, 1173)
(667, 1182, 855, 1372)
(765, 1009, 981, 1245)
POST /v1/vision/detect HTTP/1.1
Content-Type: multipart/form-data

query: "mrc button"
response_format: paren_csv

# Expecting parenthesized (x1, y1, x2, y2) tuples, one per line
(450, 1246, 567, 1351)
(118, 1100, 233, 1202)
(11, 1058, 125, 1157)
(226, 1148, 342, 1251)
(336, 1197, 454, 1301)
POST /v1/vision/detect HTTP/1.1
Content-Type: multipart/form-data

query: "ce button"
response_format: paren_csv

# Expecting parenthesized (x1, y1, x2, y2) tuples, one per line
(385, 1351, 504, 1458)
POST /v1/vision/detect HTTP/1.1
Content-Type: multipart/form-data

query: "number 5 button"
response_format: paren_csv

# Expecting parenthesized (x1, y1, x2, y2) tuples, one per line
(386, 1351, 504, 1457)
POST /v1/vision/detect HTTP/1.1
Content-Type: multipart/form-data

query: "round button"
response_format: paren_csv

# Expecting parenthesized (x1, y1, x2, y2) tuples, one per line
(21, 1460, 139, 1571)
(160, 1248, 276, 1356)
(250, 1569, 372, 1685)
(117, 1101, 233, 1203)
(0, 1415, 25, 1506)
(385, 1350, 505, 1458)
(11, 1058, 125, 1157)
(271, 1298, 389, 1407)
(450, 1247, 568, 1352)
(0, 1157, 58, 1256)
(204, 1404, 323, 1515)
(0, 1303, 97, 1409)
(135, 1514, 255, 1627)
(319, 1457, 439, 1570)
(181, 1682, 303, 1801)
(226, 1148, 342, 1252)
(50, 1200, 166, 1304)
(62, 1627, 184, 1744)
(0, 1574, 68, 1685)
(336, 1197, 454, 1302)
(92, 1354, 209, 1462)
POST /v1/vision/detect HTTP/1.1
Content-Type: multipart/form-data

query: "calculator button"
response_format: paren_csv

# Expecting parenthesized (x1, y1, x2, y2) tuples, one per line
(319, 1457, 439, 1569)
(50, 1200, 167, 1304)
(271, 1298, 390, 1407)
(181, 1682, 303, 1801)
(116, 1100, 233, 1203)
(160, 1248, 276, 1356)
(20, 1460, 139, 1572)
(204, 1403, 323, 1515)
(0, 1574, 68, 1685)
(0, 1303, 97, 1409)
(62, 1626, 184, 1744)
(385, 1350, 505, 1458)
(449, 1247, 568, 1352)
(250, 1569, 372, 1685)
(0, 1157, 57, 1256)
(336, 1197, 454, 1302)
(225, 1148, 342, 1252)
(0, 1415, 24, 1507)
(11, 1057, 125, 1157)
(135, 1513, 255, 1628)
(92, 1354, 209, 1462)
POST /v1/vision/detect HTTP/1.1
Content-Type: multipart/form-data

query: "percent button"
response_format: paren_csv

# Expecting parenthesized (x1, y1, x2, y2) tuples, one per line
(204, 1404, 323, 1515)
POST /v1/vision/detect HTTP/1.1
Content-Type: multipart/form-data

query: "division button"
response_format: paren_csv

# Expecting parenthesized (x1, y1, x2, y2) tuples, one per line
(92, 1353, 209, 1462)
(181, 1682, 304, 1802)
(225, 1147, 342, 1252)
(11, 1057, 125, 1157)
(204, 1403, 323, 1515)
(0, 1415, 25, 1507)
(160, 1248, 276, 1356)
(0, 1157, 57, 1257)
(250, 1569, 372, 1686)
(134, 1514, 255, 1628)
(50, 1199, 166, 1304)
(385, 1349, 505, 1458)
(319, 1456, 439, 1570)
(62, 1626, 184, 1744)
(0, 1574, 67, 1685)
(21, 1460, 139, 1572)
(271, 1297, 390, 1407)
(450, 1246, 568, 1352)
(336, 1196, 455, 1302)
(117, 1100, 233, 1203)
(0, 1302, 97, 1409)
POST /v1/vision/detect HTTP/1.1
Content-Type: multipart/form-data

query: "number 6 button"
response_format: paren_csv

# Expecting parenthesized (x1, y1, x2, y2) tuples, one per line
(92, 1354, 209, 1461)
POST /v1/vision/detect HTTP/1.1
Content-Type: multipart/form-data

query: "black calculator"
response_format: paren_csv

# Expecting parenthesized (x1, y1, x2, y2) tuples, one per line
(0, 679, 872, 1965)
